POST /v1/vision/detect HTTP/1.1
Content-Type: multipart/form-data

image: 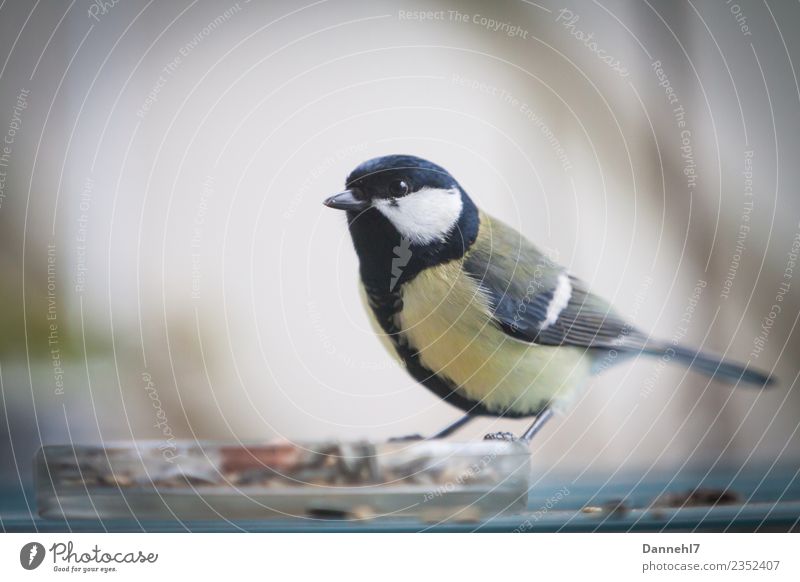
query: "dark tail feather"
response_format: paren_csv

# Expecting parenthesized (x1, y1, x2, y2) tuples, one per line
(644, 344, 775, 387)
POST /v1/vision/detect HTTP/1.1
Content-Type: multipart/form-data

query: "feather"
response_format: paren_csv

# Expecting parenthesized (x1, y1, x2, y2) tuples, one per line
(463, 212, 774, 387)
(463, 212, 647, 351)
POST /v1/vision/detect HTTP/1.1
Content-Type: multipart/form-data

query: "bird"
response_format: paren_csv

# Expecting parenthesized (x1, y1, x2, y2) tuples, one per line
(323, 154, 775, 443)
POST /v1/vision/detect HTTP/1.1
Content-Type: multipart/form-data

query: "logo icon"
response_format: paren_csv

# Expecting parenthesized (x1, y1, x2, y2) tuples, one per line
(390, 236, 412, 291)
(20, 542, 46, 570)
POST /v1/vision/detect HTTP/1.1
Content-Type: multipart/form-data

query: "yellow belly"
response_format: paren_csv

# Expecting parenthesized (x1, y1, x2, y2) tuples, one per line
(394, 262, 592, 415)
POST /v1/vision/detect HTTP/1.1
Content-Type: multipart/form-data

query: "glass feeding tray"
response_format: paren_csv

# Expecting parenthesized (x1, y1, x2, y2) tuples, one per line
(36, 440, 531, 522)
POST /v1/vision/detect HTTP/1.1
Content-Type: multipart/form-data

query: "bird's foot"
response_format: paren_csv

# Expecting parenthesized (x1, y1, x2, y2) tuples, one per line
(483, 431, 517, 442)
(388, 433, 425, 442)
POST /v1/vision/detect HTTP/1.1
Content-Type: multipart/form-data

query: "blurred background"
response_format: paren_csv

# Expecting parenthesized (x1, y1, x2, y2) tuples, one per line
(1, 0, 799, 519)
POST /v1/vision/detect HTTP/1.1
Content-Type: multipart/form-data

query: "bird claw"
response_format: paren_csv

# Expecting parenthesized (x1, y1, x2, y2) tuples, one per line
(388, 433, 425, 442)
(483, 431, 517, 441)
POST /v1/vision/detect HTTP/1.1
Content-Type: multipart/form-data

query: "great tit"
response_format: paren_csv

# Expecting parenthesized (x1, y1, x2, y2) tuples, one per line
(324, 155, 774, 442)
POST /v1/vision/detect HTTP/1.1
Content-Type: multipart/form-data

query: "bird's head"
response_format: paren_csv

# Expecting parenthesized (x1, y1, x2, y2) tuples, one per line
(325, 154, 477, 245)
(324, 155, 479, 289)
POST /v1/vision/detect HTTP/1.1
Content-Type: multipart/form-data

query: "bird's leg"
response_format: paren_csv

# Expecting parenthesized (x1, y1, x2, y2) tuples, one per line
(520, 408, 554, 443)
(429, 414, 475, 439)
(484, 408, 554, 444)
(388, 414, 475, 442)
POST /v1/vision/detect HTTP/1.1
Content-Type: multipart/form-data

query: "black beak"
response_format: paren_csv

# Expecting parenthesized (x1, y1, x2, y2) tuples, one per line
(323, 189, 369, 211)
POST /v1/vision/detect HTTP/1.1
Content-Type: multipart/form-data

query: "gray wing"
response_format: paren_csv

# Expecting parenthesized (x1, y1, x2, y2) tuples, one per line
(463, 214, 647, 352)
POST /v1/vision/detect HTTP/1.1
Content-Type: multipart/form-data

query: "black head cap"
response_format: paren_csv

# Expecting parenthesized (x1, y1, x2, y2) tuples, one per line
(345, 154, 459, 201)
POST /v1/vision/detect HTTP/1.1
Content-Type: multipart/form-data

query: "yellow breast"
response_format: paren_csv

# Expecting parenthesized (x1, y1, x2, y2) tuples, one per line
(395, 261, 592, 415)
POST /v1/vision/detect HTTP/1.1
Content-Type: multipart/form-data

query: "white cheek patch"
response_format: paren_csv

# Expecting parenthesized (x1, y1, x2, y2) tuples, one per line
(373, 187, 463, 245)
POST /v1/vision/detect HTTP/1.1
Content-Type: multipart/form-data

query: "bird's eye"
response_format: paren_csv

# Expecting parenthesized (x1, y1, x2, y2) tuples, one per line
(389, 180, 409, 197)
